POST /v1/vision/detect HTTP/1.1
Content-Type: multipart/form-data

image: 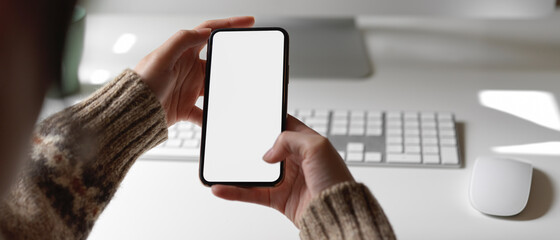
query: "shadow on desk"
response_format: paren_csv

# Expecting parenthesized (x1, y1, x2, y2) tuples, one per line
(364, 21, 560, 73)
(456, 122, 466, 168)
(494, 168, 555, 221)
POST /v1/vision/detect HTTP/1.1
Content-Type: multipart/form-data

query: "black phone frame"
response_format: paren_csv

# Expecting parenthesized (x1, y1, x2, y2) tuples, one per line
(199, 27, 289, 187)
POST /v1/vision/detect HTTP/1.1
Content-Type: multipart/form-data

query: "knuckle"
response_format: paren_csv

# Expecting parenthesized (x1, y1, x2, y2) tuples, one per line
(202, 20, 214, 27)
(277, 131, 289, 143)
(176, 29, 190, 38)
(226, 18, 234, 27)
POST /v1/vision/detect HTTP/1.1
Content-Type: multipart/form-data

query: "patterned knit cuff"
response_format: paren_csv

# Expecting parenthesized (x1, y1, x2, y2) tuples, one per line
(20, 69, 168, 239)
(298, 181, 396, 240)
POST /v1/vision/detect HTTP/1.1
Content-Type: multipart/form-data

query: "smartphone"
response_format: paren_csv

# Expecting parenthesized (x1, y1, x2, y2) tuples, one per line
(199, 28, 289, 187)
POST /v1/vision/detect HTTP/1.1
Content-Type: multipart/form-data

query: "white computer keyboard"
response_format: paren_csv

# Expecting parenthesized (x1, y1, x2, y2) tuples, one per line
(143, 109, 461, 168)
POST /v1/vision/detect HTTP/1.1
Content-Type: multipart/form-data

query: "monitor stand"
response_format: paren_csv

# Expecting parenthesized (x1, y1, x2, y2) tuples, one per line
(254, 17, 372, 79)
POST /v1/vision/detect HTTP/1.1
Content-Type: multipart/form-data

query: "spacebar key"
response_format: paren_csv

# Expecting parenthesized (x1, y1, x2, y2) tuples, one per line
(386, 154, 421, 163)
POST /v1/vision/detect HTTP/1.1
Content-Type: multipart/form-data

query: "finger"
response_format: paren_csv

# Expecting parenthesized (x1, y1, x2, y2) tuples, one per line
(193, 16, 255, 52)
(195, 16, 255, 31)
(157, 28, 212, 66)
(198, 59, 207, 97)
(186, 106, 203, 126)
(211, 185, 270, 206)
(263, 131, 316, 164)
(263, 117, 323, 164)
(199, 85, 205, 97)
(286, 115, 316, 134)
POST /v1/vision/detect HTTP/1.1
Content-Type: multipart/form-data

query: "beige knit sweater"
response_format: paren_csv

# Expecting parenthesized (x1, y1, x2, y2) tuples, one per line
(0, 69, 395, 240)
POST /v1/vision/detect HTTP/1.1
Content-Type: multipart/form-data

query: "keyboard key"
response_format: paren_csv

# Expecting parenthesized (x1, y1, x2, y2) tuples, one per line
(347, 152, 364, 162)
(421, 121, 436, 128)
(366, 128, 383, 136)
(347, 142, 365, 152)
(387, 145, 403, 153)
(365, 152, 382, 162)
(439, 129, 456, 137)
(331, 127, 348, 135)
(421, 129, 437, 137)
(405, 137, 420, 144)
(349, 127, 365, 136)
(168, 130, 178, 139)
(404, 121, 419, 128)
(387, 136, 403, 144)
(441, 147, 459, 165)
(404, 129, 420, 136)
(387, 129, 402, 136)
(350, 120, 365, 128)
(313, 126, 327, 136)
(405, 145, 421, 153)
(367, 120, 382, 128)
(386, 121, 402, 128)
(178, 131, 194, 139)
(387, 154, 421, 163)
(332, 118, 348, 126)
(183, 139, 199, 148)
(165, 139, 182, 148)
(423, 146, 439, 154)
(438, 121, 454, 129)
(333, 110, 348, 118)
(305, 117, 328, 126)
(440, 138, 457, 146)
(423, 154, 440, 164)
(422, 137, 439, 145)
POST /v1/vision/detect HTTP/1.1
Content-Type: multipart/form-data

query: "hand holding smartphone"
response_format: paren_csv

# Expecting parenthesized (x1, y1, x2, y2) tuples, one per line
(200, 28, 289, 186)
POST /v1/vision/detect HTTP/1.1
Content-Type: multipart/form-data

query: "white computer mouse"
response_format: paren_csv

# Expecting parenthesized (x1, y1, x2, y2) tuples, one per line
(469, 157, 533, 216)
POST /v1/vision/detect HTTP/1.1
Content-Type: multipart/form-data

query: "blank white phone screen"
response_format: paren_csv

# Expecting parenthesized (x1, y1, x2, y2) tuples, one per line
(202, 30, 286, 182)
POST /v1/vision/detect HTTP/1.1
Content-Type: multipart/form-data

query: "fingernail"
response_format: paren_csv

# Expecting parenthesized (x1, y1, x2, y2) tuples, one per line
(263, 148, 274, 160)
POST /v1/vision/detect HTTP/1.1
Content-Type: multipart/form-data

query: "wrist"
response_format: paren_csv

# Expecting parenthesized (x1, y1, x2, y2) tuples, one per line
(136, 74, 165, 105)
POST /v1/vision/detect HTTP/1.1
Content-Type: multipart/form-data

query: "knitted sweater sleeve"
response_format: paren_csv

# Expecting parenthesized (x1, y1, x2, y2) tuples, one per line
(0, 69, 168, 240)
(298, 181, 397, 240)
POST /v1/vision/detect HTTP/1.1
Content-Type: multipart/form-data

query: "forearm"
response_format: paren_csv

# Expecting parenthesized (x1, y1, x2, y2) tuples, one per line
(0, 69, 167, 239)
(299, 181, 396, 240)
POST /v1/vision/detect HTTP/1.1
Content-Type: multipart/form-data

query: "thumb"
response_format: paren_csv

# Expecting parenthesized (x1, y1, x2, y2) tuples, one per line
(157, 28, 211, 65)
(262, 131, 314, 165)
(262, 116, 319, 164)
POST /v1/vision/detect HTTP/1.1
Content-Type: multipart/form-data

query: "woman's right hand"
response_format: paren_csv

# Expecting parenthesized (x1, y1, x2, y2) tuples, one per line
(211, 115, 355, 227)
(134, 16, 255, 127)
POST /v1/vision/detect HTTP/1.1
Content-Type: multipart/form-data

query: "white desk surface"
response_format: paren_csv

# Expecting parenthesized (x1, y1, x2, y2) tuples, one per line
(45, 11, 560, 240)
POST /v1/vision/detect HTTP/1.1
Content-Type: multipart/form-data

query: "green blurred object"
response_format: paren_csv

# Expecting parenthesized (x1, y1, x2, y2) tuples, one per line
(50, 6, 86, 98)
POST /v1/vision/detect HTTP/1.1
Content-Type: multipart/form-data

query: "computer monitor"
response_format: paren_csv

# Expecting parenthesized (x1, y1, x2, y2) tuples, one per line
(80, 0, 556, 79)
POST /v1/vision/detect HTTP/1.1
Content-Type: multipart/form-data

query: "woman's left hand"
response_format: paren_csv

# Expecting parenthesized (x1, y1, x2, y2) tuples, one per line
(134, 16, 255, 126)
